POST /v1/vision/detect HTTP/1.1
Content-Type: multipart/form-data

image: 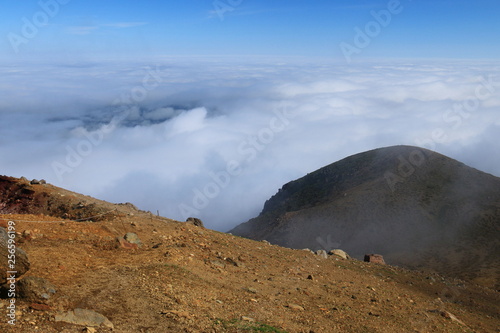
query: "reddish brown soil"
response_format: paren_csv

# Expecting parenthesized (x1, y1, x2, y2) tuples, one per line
(0, 177, 498, 332)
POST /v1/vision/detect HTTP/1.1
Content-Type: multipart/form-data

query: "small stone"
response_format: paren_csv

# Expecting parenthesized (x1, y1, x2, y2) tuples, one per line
(329, 249, 349, 260)
(241, 316, 255, 322)
(84, 328, 97, 333)
(55, 308, 114, 329)
(117, 237, 138, 250)
(307, 274, 314, 280)
(30, 303, 52, 311)
(316, 250, 328, 259)
(22, 230, 35, 241)
(288, 304, 305, 311)
(364, 254, 385, 264)
(246, 287, 258, 294)
(161, 310, 190, 318)
(441, 311, 465, 325)
(124, 232, 142, 248)
(186, 217, 204, 228)
(210, 260, 226, 269)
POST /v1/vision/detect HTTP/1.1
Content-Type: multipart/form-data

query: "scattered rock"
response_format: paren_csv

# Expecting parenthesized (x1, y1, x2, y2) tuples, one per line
(288, 304, 305, 311)
(55, 308, 114, 329)
(245, 287, 258, 294)
(302, 248, 314, 253)
(225, 257, 245, 267)
(0, 227, 31, 284)
(186, 217, 204, 228)
(39, 179, 47, 185)
(241, 316, 255, 322)
(364, 254, 385, 264)
(316, 250, 328, 259)
(161, 310, 191, 318)
(262, 240, 271, 245)
(210, 259, 226, 269)
(119, 202, 138, 210)
(30, 303, 52, 311)
(30, 179, 40, 185)
(307, 274, 314, 280)
(83, 327, 97, 333)
(124, 232, 142, 248)
(22, 229, 35, 241)
(329, 249, 349, 259)
(441, 311, 466, 325)
(17, 276, 56, 302)
(117, 237, 139, 250)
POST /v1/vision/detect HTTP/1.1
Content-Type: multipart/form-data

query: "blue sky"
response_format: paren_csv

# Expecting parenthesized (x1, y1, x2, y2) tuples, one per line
(0, 1, 499, 230)
(1, 0, 499, 61)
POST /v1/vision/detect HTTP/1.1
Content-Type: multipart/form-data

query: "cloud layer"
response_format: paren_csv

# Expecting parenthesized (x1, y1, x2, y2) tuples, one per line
(1, 58, 499, 231)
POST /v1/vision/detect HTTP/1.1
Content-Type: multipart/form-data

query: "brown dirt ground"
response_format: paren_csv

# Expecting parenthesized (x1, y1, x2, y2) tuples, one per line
(0, 211, 499, 333)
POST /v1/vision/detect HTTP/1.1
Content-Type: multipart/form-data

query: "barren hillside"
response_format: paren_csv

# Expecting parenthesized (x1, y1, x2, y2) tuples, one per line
(230, 146, 500, 290)
(0, 175, 499, 332)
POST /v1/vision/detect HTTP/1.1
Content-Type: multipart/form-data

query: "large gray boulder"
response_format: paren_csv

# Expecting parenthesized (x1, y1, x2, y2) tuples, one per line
(0, 226, 30, 284)
(17, 276, 56, 302)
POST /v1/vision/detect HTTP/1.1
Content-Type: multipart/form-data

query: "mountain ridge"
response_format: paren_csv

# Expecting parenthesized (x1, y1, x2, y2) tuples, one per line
(230, 145, 500, 289)
(0, 167, 499, 332)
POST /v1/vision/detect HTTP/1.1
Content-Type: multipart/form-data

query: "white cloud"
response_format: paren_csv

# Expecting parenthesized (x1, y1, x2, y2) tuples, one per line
(0, 59, 498, 231)
(102, 22, 148, 28)
(67, 22, 148, 35)
(67, 26, 99, 35)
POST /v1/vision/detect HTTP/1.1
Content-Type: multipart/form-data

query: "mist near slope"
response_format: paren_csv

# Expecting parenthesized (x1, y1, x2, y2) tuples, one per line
(0, 58, 499, 231)
(229, 145, 500, 288)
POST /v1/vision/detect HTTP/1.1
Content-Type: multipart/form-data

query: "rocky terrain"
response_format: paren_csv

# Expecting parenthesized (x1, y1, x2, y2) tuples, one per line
(0, 174, 499, 332)
(230, 146, 500, 290)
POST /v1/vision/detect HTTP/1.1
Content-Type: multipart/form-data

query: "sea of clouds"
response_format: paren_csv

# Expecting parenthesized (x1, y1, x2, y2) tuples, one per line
(0, 58, 499, 230)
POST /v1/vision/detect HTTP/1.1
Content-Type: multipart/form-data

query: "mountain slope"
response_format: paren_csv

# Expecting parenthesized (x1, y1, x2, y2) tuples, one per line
(230, 146, 500, 289)
(0, 175, 499, 332)
(0, 175, 146, 221)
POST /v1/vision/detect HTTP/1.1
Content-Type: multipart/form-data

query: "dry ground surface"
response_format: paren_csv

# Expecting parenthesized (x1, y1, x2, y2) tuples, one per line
(0, 211, 499, 333)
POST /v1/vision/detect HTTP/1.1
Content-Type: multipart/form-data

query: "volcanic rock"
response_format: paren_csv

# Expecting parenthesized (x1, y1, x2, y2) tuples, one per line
(17, 276, 56, 302)
(55, 308, 114, 329)
(329, 249, 349, 259)
(186, 217, 204, 228)
(364, 254, 386, 264)
(0, 226, 30, 284)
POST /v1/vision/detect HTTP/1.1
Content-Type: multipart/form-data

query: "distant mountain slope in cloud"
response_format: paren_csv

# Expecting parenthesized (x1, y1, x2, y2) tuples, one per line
(230, 145, 500, 289)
